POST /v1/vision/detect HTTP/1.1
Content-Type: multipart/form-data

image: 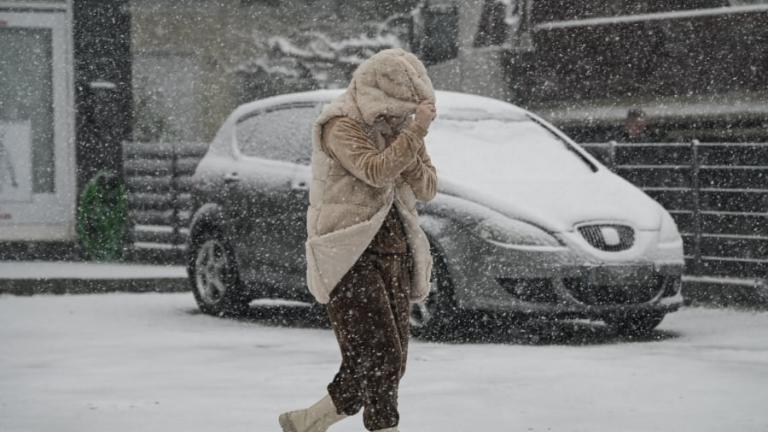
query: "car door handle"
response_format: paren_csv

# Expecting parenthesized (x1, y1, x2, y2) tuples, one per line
(224, 172, 240, 184)
(291, 179, 309, 191)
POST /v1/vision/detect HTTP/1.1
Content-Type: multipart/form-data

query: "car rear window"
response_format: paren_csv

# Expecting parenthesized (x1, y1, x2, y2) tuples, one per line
(236, 103, 321, 164)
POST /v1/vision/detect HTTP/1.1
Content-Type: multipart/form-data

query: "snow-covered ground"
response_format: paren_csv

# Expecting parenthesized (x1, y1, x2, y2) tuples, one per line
(1, 293, 766, 432)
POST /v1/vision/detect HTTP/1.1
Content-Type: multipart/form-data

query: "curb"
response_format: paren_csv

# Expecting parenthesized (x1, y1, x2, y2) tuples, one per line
(0, 277, 189, 296)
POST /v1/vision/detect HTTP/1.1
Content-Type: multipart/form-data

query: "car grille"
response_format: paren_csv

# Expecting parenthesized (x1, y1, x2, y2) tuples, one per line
(578, 224, 635, 252)
(564, 276, 665, 305)
(497, 278, 558, 303)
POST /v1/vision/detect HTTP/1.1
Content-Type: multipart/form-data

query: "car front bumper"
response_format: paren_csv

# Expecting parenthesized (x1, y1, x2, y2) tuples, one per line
(439, 227, 685, 318)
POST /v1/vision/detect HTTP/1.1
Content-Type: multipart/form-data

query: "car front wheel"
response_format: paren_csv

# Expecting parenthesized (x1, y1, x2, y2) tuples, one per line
(188, 230, 249, 317)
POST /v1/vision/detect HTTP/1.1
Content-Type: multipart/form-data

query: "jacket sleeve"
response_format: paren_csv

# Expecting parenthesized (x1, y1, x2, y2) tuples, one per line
(400, 136, 437, 201)
(322, 117, 423, 188)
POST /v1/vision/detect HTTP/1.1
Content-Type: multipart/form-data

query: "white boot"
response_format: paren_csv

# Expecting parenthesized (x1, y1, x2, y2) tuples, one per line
(278, 394, 348, 432)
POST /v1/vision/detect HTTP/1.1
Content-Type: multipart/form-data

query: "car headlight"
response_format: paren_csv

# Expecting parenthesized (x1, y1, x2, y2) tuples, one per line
(474, 217, 562, 249)
(659, 209, 682, 244)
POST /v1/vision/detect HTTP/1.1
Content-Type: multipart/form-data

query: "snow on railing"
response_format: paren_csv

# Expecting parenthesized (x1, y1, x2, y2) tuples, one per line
(534, 4, 768, 31)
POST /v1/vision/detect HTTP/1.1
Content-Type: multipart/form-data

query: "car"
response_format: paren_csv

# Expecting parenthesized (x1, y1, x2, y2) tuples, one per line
(187, 89, 685, 336)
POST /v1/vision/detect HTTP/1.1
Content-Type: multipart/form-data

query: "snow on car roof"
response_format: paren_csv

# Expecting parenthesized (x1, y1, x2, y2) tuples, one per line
(231, 89, 529, 119)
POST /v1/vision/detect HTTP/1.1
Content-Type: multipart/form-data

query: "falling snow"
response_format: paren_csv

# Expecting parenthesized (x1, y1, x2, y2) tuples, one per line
(1, 1, 767, 431)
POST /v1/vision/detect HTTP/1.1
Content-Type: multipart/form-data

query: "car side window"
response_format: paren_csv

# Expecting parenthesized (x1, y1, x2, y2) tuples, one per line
(235, 103, 321, 164)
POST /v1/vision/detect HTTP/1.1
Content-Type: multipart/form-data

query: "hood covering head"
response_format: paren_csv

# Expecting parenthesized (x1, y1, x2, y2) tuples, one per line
(349, 48, 435, 125)
(314, 49, 435, 134)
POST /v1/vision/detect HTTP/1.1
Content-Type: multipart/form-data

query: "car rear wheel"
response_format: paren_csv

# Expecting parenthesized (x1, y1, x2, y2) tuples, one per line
(605, 311, 665, 336)
(188, 229, 249, 317)
(410, 250, 457, 339)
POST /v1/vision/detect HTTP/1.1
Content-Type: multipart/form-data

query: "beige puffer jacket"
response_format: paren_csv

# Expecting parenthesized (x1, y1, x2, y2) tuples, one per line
(305, 48, 438, 304)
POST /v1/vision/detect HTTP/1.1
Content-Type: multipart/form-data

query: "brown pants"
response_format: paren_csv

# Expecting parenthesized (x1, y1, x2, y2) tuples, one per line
(326, 249, 412, 431)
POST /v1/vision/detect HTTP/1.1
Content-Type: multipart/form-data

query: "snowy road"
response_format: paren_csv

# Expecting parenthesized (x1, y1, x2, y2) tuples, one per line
(1, 293, 767, 432)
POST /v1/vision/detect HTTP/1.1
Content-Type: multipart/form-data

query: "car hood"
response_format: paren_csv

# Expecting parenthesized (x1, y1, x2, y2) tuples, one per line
(424, 116, 663, 233)
(436, 171, 662, 233)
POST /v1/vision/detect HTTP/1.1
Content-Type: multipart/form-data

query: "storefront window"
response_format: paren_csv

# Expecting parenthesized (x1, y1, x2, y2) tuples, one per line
(0, 27, 55, 193)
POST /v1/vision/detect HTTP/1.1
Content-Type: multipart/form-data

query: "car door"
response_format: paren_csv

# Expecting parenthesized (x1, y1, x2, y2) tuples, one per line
(230, 102, 321, 297)
(229, 106, 298, 291)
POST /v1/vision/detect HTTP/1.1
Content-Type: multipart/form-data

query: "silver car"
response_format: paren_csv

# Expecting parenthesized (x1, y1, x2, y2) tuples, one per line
(187, 89, 685, 336)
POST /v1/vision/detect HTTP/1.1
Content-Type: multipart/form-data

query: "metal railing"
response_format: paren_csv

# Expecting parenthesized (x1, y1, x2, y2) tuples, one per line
(581, 141, 768, 288)
(123, 142, 207, 262)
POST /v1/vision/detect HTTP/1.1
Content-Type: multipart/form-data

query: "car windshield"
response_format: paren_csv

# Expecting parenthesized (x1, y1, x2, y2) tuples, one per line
(427, 109, 595, 185)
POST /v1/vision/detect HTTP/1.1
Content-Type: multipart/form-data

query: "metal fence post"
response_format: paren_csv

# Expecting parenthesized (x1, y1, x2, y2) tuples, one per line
(121, 142, 135, 252)
(690, 139, 703, 276)
(170, 142, 182, 258)
(608, 140, 618, 171)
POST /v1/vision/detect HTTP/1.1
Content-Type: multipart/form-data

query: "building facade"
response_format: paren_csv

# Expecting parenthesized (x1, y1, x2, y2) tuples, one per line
(1, 1, 77, 243)
(129, 0, 768, 144)
(485, 0, 768, 142)
(130, 0, 420, 142)
(0, 0, 131, 247)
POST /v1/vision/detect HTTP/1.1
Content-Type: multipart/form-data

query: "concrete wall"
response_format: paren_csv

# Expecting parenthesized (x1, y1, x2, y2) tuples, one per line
(130, 0, 417, 142)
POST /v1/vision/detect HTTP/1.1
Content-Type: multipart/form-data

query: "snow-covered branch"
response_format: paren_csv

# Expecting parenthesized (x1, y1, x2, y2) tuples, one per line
(225, 13, 413, 92)
(267, 29, 403, 67)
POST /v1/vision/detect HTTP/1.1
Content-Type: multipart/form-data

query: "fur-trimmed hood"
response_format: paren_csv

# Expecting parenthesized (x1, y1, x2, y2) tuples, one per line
(314, 48, 435, 136)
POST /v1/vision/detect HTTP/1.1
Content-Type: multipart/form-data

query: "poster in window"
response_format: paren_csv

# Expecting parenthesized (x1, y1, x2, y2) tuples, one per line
(0, 121, 33, 203)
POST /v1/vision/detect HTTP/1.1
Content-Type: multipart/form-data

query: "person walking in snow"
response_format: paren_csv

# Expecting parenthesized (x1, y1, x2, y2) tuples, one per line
(279, 48, 438, 432)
